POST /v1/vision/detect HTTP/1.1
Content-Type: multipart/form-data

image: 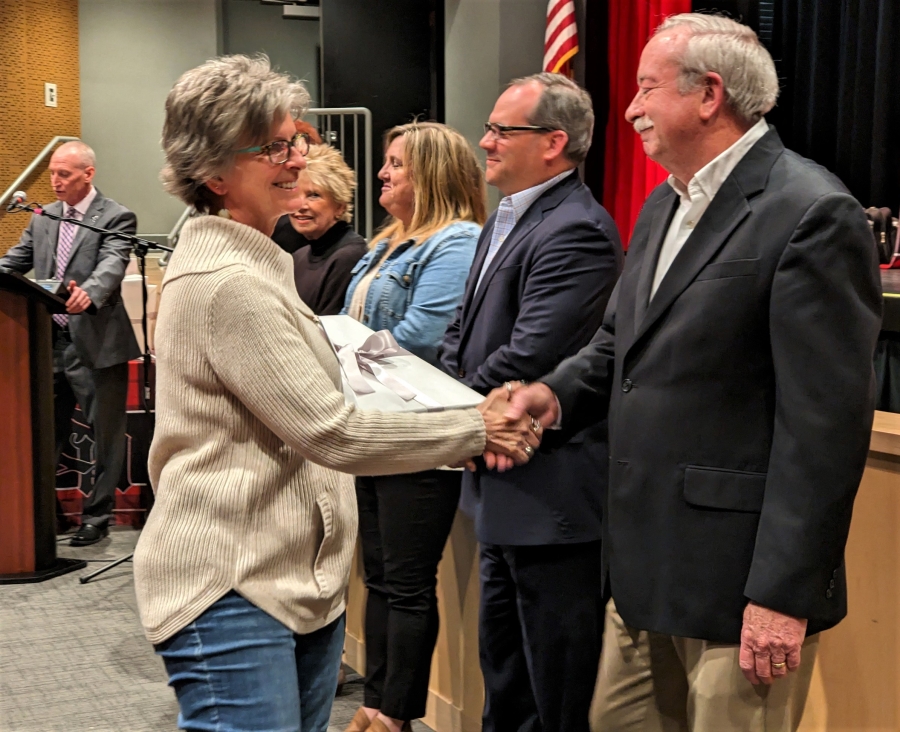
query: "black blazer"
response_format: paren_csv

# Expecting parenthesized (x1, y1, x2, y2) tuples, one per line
(543, 129, 882, 642)
(440, 171, 623, 546)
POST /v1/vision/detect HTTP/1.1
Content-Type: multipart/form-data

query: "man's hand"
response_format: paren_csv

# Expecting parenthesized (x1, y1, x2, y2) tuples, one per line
(479, 382, 552, 472)
(505, 381, 560, 428)
(66, 280, 92, 314)
(475, 384, 541, 472)
(738, 601, 808, 685)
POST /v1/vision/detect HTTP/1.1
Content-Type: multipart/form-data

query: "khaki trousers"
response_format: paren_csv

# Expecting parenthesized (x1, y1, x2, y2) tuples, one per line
(590, 600, 818, 732)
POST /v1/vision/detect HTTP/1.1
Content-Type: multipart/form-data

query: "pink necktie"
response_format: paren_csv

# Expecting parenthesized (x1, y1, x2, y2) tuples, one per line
(53, 207, 79, 328)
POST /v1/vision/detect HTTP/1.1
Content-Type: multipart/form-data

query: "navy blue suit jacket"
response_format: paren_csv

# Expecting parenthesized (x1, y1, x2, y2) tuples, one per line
(440, 171, 623, 546)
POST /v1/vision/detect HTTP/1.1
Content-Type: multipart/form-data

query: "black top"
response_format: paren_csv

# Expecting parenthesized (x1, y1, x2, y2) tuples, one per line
(271, 214, 308, 255)
(288, 220, 368, 315)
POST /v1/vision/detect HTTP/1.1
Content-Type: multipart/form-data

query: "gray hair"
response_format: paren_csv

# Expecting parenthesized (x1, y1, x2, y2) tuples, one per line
(160, 54, 311, 213)
(510, 72, 594, 165)
(656, 13, 779, 124)
(54, 140, 96, 169)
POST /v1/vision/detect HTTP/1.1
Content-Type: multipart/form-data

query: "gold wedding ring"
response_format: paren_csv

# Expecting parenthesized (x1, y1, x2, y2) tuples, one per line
(771, 661, 786, 669)
(524, 445, 534, 457)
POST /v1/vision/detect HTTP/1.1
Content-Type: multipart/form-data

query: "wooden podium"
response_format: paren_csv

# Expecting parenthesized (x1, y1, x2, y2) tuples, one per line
(0, 268, 86, 582)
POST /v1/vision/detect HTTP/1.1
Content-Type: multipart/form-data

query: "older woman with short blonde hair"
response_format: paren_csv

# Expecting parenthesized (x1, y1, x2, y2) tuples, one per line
(133, 56, 538, 732)
(272, 143, 368, 314)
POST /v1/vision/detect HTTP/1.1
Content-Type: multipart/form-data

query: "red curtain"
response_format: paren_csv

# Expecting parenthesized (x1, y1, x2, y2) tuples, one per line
(603, 0, 690, 247)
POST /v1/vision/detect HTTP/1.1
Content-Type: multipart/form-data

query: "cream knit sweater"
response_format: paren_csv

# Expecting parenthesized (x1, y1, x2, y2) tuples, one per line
(133, 216, 486, 644)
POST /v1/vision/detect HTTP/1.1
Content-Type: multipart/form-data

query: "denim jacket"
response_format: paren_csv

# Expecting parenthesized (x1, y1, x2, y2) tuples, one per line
(341, 221, 480, 365)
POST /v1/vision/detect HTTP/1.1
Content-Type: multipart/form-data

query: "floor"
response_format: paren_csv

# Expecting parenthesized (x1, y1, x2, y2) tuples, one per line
(0, 527, 428, 732)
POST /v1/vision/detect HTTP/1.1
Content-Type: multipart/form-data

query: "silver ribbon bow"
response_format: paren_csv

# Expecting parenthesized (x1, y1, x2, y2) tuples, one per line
(337, 330, 418, 401)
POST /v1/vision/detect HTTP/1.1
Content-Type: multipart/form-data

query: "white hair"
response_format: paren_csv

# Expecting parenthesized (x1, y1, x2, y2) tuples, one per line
(54, 140, 96, 169)
(161, 54, 310, 213)
(656, 13, 779, 124)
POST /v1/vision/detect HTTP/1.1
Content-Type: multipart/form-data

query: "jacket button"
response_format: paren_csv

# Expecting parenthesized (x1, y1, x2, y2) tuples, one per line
(458, 369, 466, 378)
(375, 273, 381, 279)
(826, 589, 833, 599)
(621, 379, 633, 393)
(829, 579, 835, 589)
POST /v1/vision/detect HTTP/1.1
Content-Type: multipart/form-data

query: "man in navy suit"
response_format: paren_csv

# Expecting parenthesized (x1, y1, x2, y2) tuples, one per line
(440, 73, 622, 732)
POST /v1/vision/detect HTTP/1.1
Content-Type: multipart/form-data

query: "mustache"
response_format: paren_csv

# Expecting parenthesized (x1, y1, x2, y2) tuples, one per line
(633, 116, 654, 133)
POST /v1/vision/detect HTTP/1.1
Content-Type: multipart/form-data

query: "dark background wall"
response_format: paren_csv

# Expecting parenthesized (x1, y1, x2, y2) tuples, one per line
(322, 0, 444, 230)
(692, 0, 900, 211)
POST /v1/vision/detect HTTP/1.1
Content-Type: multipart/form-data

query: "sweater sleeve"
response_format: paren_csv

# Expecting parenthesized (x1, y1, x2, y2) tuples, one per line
(206, 268, 485, 475)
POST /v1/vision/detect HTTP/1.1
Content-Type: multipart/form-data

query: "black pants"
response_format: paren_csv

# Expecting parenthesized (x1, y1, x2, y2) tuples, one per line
(479, 541, 605, 732)
(356, 469, 462, 721)
(53, 328, 129, 527)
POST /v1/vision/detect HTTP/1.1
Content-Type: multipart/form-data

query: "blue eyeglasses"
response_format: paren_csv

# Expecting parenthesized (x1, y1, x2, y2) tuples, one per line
(234, 132, 311, 164)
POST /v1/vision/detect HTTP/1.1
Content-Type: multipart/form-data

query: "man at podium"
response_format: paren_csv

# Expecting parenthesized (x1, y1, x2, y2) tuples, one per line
(0, 140, 139, 546)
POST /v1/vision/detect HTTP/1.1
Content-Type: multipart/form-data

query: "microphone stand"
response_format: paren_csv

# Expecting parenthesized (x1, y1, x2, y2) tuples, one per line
(8, 200, 172, 583)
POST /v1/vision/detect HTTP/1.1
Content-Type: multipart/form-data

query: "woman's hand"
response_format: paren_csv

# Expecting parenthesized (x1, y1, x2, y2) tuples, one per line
(475, 383, 542, 471)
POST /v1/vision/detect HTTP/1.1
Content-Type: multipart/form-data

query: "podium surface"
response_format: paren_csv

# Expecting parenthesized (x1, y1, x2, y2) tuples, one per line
(0, 268, 85, 582)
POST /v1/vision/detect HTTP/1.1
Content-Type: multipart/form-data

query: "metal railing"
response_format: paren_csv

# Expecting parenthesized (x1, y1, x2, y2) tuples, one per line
(306, 107, 374, 241)
(0, 136, 80, 209)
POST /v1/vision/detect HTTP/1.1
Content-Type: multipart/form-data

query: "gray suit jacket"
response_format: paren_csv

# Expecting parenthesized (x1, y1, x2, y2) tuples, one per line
(0, 189, 141, 369)
(542, 128, 882, 642)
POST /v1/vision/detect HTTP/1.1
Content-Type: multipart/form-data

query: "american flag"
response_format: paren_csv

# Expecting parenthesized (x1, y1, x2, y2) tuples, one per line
(544, 0, 579, 77)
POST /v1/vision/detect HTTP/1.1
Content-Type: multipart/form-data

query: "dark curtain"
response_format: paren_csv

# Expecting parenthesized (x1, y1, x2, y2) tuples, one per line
(694, 0, 900, 211)
(772, 0, 900, 210)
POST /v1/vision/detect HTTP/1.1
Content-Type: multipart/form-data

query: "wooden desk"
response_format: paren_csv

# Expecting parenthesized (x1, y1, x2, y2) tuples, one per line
(799, 410, 900, 731)
(345, 413, 900, 732)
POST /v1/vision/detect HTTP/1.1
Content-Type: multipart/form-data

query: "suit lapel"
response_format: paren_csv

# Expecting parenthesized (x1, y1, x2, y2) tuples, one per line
(47, 202, 62, 275)
(629, 128, 785, 348)
(632, 176, 751, 346)
(63, 194, 106, 276)
(460, 172, 581, 346)
(634, 191, 678, 328)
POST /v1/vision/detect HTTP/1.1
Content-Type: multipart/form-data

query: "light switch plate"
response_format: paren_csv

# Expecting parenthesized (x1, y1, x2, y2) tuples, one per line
(45, 83, 58, 107)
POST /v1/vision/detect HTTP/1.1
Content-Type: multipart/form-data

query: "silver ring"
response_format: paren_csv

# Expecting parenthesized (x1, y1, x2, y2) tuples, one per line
(505, 381, 513, 397)
(531, 417, 541, 433)
(524, 445, 534, 457)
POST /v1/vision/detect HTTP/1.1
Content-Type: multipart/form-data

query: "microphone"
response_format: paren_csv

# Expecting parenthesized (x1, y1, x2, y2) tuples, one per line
(6, 191, 28, 213)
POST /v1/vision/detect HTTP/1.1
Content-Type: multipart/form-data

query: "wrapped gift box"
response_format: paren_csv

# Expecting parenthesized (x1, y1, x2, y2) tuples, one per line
(319, 315, 483, 413)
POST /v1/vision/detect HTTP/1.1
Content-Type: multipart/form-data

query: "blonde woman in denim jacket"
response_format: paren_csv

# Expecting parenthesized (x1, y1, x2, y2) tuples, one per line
(341, 123, 486, 732)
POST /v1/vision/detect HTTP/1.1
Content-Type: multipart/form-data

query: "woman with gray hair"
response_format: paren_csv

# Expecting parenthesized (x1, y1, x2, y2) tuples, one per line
(132, 55, 539, 732)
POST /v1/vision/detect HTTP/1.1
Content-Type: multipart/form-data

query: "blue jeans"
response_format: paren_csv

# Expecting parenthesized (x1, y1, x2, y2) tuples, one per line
(155, 591, 345, 732)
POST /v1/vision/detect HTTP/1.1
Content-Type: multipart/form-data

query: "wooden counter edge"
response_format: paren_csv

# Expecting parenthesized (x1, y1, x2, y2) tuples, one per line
(870, 410, 900, 456)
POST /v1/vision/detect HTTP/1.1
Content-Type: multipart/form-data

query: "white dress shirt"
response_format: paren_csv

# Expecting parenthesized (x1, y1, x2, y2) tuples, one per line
(650, 119, 769, 299)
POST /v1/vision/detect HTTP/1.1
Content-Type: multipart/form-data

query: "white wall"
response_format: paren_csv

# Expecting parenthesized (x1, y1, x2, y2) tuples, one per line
(80, 0, 219, 236)
(445, 0, 548, 209)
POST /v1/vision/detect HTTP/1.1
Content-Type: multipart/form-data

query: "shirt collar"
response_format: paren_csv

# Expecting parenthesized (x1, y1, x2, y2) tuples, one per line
(501, 168, 575, 221)
(667, 118, 769, 203)
(66, 186, 97, 217)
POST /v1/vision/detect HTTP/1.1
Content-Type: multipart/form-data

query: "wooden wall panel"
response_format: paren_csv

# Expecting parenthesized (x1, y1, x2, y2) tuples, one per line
(0, 291, 35, 573)
(0, 0, 80, 255)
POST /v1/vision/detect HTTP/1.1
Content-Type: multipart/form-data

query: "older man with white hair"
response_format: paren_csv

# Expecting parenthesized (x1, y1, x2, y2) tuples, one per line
(504, 13, 881, 731)
(0, 140, 139, 546)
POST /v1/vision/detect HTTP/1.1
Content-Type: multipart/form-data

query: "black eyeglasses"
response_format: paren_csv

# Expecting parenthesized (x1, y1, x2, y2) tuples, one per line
(235, 132, 311, 164)
(483, 122, 554, 140)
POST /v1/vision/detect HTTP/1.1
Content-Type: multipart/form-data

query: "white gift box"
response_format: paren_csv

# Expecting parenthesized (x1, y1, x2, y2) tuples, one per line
(319, 315, 483, 413)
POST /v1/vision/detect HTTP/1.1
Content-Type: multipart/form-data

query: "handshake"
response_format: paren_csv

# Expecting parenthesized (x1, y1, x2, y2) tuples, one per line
(463, 381, 561, 472)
